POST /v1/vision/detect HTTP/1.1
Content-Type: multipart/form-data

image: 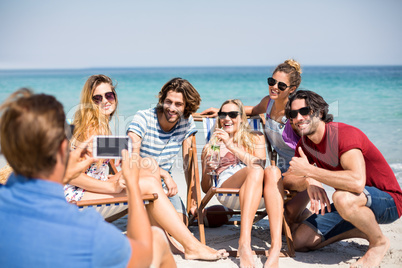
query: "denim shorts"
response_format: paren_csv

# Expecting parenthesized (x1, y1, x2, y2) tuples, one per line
(303, 186, 399, 242)
(161, 180, 187, 217)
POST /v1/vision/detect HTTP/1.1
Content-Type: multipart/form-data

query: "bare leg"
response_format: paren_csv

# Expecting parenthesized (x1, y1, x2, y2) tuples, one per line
(292, 190, 389, 268)
(138, 161, 228, 261)
(263, 166, 283, 268)
(151, 227, 177, 268)
(220, 166, 264, 268)
(283, 190, 310, 232)
(333, 191, 389, 268)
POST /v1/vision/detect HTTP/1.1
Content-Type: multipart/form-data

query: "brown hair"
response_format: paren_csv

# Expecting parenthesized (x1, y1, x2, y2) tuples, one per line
(0, 89, 66, 178)
(273, 59, 302, 89)
(285, 90, 333, 123)
(157, 77, 201, 118)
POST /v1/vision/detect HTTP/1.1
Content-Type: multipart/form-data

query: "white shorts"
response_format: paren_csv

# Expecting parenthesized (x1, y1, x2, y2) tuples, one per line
(216, 162, 247, 188)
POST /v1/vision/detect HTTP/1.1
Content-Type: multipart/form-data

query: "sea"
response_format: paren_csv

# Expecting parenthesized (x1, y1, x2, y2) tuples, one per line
(1, 66, 401, 186)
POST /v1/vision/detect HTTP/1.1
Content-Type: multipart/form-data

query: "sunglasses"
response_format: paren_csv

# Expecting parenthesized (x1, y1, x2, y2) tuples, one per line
(92, 92, 115, 104)
(218, 111, 240, 119)
(267, 77, 290, 91)
(289, 107, 311, 119)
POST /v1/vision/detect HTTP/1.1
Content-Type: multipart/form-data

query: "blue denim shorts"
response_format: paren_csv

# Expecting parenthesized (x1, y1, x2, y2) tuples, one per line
(161, 180, 187, 217)
(303, 186, 399, 242)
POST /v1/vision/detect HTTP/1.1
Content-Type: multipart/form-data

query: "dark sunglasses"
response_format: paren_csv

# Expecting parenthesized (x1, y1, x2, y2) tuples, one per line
(92, 92, 115, 104)
(289, 107, 311, 119)
(218, 111, 240, 119)
(267, 77, 290, 91)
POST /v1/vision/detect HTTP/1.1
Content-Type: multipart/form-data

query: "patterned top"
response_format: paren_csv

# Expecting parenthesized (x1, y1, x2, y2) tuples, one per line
(64, 160, 109, 202)
(127, 107, 197, 173)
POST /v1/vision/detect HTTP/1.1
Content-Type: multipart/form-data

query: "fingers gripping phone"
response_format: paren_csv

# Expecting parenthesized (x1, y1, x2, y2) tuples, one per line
(93, 136, 132, 159)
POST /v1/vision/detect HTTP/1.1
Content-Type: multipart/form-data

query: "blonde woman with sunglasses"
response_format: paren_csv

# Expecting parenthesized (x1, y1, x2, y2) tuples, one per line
(63, 74, 127, 202)
(201, 99, 268, 268)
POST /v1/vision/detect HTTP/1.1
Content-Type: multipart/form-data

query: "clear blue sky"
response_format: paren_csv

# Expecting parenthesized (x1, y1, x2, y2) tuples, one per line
(1, 0, 401, 69)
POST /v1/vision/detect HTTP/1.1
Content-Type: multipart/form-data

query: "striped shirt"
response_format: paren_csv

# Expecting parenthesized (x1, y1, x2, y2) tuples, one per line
(127, 108, 197, 173)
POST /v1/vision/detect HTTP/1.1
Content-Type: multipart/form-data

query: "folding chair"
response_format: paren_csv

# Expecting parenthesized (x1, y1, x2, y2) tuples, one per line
(73, 159, 158, 223)
(186, 113, 296, 257)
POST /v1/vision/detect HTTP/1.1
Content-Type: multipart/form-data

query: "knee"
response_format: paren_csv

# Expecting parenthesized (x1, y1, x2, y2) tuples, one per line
(139, 175, 161, 194)
(152, 227, 168, 244)
(245, 165, 264, 183)
(263, 166, 281, 184)
(293, 224, 320, 251)
(332, 190, 358, 218)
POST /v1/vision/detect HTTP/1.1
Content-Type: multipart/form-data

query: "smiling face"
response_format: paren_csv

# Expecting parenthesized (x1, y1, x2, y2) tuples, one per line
(291, 98, 321, 137)
(269, 71, 296, 101)
(161, 90, 185, 125)
(92, 82, 116, 117)
(219, 103, 241, 135)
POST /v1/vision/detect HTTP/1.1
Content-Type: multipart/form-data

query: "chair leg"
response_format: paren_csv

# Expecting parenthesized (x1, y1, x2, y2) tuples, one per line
(282, 215, 295, 257)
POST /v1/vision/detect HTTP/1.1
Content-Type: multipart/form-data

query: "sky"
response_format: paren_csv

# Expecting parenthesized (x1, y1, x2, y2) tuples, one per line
(1, 0, 401, 69)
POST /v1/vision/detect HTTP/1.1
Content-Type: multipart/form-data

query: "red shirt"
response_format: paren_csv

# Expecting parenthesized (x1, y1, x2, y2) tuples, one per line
(295, 122, 402, 217)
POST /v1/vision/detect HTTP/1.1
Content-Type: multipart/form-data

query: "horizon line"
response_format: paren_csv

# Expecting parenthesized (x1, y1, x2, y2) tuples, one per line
(1, 64, 402, 72)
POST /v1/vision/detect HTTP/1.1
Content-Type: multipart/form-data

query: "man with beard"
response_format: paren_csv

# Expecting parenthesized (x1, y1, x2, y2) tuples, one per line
(283, 90, 402, 268)
(127, 77, 201, 223)
(0, 89, 175, 267)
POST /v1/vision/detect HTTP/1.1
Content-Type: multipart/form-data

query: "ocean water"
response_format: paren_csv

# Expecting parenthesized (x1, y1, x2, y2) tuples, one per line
(1, 66, 401, 184)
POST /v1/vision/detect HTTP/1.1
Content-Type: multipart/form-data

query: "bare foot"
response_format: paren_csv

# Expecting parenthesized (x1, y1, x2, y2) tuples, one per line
(184, 244, 228, 261)
(350, 237, 389, 268)
(238, 243, 255, 268)
(264, 247, 280, 268)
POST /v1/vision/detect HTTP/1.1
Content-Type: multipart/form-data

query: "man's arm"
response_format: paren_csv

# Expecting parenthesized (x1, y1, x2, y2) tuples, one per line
(287, 147, 366, 194)
(121, 150, 153, 268)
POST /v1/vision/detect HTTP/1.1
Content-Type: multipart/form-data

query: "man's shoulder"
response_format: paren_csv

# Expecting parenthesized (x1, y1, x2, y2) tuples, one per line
(327, 122, 364, 136)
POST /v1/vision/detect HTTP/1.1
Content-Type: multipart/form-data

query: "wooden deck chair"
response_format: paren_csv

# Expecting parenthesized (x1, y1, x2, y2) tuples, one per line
(73, 159, 158, 223)
(186, 113, 296, 257)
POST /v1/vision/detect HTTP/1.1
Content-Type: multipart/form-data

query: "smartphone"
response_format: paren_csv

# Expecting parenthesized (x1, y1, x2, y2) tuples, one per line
(93, 136, 132, 159)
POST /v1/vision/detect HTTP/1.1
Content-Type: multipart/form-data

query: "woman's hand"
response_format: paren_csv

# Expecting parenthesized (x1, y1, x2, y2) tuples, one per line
(108, 172, 126, 193)
(213, 128, 231, 147)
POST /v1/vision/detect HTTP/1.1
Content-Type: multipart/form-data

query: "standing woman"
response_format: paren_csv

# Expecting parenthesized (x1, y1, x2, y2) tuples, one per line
(201, 60, 308, 267)
(64, 74, 126, 202)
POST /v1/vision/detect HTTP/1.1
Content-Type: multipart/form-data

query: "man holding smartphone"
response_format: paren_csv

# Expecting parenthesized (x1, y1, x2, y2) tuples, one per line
(127, 77, 201, 223)
(0, 89, 175, 267)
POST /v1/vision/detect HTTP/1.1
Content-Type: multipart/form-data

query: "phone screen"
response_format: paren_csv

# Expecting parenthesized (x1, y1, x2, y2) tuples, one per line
(96, 136, 130, 158)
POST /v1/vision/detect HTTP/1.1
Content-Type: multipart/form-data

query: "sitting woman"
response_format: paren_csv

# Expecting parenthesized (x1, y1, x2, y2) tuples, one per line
(64, 74, 125, 202)
(65, 74, 228, 261)
(201, 99, 283, 267)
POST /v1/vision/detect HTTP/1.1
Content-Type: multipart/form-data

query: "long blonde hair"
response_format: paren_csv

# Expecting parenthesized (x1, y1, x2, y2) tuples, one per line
(215, 99, 256, 154)
(71, 74, 118, 146)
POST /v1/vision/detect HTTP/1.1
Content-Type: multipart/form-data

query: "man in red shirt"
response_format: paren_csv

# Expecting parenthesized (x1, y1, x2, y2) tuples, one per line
(283, 90, 402, 268)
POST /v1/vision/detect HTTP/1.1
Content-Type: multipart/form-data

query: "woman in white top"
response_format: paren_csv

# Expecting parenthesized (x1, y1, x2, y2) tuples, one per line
(201, 99, 285, 268)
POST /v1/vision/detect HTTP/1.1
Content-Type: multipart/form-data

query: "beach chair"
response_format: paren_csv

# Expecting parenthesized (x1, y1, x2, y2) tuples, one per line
(187, 114, 296, 257)
(72, 159, 158, 223)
